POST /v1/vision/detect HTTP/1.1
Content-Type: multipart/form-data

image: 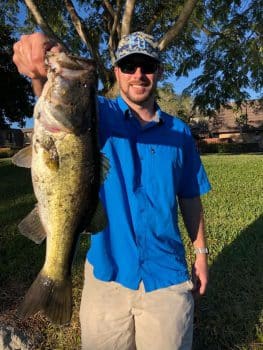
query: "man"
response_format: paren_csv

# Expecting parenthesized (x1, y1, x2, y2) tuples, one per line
(13, 31, 211, 350)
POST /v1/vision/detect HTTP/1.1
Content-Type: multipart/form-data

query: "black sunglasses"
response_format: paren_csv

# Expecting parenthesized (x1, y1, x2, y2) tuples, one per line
(118, 61, 159, 74)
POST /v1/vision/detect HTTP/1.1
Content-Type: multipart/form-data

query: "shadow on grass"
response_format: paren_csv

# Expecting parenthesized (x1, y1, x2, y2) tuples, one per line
(193, 215, 263, 350)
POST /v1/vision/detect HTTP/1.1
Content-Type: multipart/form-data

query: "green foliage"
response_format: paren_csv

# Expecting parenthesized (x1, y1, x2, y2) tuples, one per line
(157, 83, 193, 122)
(22, 0, 86, 54)
(0, 0, 20, 27)
(184, 0, 263, 111)
(3, 0, 263, 112)
(0, 15, 34, 127)
(0, 148, 17, 158)
(235, 113, 248, 130)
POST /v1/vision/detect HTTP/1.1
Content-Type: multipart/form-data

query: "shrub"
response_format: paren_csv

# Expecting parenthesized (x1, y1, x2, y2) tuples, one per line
(198, 142, 259, 154)
(217, 143, 259, 153)
(197, 142, 218, 153)
(0, 147, 18, 158)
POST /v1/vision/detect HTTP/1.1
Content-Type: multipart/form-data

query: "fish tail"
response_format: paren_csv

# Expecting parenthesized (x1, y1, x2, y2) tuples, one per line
(17, 270, 72, 325)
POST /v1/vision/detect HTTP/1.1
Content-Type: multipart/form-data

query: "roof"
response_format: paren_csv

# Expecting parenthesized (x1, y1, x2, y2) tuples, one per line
(211, 99, 263, 133)
(21, 128, 33, 133)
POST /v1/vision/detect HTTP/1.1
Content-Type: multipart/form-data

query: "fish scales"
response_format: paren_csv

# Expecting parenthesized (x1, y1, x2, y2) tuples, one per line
(13, 52, 108, 325)
(33, 132, 94, 279)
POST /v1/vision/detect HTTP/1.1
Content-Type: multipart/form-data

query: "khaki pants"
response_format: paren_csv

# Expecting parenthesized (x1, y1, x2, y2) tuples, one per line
(80, 262, 194, 350)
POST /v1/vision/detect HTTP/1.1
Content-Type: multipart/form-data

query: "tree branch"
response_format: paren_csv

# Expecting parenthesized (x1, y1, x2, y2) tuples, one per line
(64, 0, 93, 51)
(103, 0, 115, 18)
(158, 0, 199, 51)
(64, 0, 113, 88)
(121, 0, 136, 36)
(108, 0, 122, 62)
(191, 18, 221, 37)
(103, 0, 121, 38)
(144, 3, 166, 34)
(24, 0, 69, 51)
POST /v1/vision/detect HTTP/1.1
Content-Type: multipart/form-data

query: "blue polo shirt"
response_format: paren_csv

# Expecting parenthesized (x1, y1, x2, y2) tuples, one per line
(87, 96, 211, 292)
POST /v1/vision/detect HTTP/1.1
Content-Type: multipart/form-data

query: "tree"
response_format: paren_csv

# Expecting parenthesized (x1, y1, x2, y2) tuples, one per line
(157, 83, 194, 123)
(0, 7, 34, 127)
(5, 0, 263, 114)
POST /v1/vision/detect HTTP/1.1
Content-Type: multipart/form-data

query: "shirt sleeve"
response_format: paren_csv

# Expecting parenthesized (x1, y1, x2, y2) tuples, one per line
(177, 126, 211, 198)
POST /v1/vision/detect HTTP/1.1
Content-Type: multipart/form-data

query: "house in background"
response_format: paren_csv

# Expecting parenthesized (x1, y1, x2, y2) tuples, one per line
(0, 128, 24, 148)
(1, 100, 262, 151)
(22, 128, 33, 145)
(210, 99, 263, 145)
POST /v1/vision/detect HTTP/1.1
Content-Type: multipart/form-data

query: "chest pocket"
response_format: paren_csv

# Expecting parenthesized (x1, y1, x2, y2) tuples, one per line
(145, 145, 184, 199)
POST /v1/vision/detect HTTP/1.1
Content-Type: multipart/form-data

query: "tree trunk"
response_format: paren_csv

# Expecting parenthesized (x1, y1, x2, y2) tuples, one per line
(121, 0, 136, 36)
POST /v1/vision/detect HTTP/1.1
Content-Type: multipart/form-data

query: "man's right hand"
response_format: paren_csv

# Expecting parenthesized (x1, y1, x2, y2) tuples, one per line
(13, 32, 63, 96)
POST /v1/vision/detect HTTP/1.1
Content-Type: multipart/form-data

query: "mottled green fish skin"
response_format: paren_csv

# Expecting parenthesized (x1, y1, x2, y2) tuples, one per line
(18, 52, 101, 325)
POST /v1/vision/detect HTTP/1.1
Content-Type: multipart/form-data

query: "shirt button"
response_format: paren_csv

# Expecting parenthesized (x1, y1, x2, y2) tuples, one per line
(150, 147, 155, 154)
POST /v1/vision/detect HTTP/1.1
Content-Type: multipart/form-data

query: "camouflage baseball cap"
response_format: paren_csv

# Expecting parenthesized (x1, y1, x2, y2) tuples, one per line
(114, 32, 160, 64)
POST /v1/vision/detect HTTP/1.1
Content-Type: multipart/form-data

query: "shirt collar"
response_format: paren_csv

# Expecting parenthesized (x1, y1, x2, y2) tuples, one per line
(117, 95, 164, 125)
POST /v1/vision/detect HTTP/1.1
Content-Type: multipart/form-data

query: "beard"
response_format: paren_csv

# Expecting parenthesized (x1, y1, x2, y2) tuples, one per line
(120, 80, 156, 105)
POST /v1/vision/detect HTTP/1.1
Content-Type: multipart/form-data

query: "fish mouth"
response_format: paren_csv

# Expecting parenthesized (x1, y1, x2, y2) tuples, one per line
(40, 112, 77, 134)
(36, 99, 74, 134)
(36, 52, 98, 135)
(42, 122, 68, 133)
(46, 52, 97, 77)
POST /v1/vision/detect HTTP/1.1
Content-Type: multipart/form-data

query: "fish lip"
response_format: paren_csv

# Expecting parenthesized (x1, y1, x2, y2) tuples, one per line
(40, 119, 72, 134)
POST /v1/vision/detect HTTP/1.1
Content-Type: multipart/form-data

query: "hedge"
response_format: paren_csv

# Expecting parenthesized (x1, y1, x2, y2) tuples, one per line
(198, 142, 260, 154)
(0, 148, 18, 158)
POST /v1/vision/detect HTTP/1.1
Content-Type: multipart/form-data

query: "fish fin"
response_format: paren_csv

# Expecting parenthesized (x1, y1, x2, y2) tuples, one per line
(12, 146, 32, 168)
(85, 200, 108, 233)
(17, 270, 72, 325)
(18, 206, 46, 244)
(100, 153, 110, 184)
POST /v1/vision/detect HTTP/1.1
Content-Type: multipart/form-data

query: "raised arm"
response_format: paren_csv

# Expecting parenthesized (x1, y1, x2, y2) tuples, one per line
(13, 32, 63, 96)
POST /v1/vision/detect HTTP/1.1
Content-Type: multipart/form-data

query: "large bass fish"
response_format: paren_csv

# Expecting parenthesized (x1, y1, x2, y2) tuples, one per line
(13, 52, 108, 325)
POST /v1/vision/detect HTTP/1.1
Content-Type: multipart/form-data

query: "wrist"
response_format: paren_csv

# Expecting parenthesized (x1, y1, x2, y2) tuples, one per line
(194, 247, 209, 254)
(32, 77, 46, 97)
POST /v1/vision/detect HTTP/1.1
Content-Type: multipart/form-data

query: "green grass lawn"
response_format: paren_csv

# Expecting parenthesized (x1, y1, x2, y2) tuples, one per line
(183, 154, 263, 350)
(0, 154, 262, 349)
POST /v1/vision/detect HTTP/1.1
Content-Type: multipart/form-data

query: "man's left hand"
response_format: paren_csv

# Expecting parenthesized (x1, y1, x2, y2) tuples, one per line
(191, 254, 209, 297)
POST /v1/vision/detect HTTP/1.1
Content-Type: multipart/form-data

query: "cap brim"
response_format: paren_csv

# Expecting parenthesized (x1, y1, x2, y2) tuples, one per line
(114, 52, 160, 65)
